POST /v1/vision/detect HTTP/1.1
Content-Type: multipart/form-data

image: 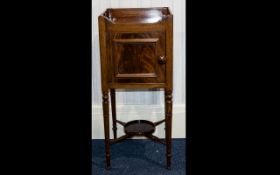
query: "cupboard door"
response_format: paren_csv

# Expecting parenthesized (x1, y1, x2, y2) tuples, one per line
(110, 32, 166, 83)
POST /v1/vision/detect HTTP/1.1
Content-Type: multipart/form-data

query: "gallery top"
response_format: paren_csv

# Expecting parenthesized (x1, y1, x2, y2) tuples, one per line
(100, 7, 172, 24)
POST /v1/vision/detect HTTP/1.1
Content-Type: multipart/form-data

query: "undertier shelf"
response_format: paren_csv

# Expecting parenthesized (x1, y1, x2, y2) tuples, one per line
(124, 120, 155, 135)
(110, 119, 166, 145)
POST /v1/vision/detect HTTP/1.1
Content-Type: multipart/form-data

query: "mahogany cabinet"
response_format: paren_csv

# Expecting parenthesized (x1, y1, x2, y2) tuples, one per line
(98, 7, 173, 169)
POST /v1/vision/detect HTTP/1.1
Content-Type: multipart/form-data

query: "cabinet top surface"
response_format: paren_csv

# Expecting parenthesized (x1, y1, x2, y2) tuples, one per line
(100, 7, 172, 24)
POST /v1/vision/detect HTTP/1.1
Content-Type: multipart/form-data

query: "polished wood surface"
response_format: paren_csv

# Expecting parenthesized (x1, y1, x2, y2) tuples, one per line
(112, 32, 166, 83)
(165, 89, 173, 169)
(102, 91, 110, 168)
(98, 7, 173, 170)
(110, 89, 117, 139)
(102, 7, 170, 24)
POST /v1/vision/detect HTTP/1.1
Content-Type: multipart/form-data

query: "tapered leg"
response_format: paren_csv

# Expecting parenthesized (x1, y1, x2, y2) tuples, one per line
(110, 89, 117, 139)
(102, 91, 111, 169)
(165, 89, 173, 169)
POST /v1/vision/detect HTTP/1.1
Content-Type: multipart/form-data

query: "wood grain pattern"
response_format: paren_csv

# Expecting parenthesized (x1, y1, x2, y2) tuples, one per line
(115, 42, 156, 74)
(110, 32, 166, 84)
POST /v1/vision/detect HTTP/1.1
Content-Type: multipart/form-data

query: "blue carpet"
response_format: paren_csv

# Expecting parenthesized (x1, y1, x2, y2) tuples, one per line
(92, 139, 186, 175)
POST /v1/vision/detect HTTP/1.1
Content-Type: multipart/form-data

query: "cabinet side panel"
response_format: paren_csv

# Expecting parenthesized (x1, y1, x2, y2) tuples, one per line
(165, 15, 173, 90)
(98, 16, 108, 91)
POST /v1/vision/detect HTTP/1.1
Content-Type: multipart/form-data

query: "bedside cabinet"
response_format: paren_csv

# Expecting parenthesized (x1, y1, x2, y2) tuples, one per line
(98, 7, 173, 169)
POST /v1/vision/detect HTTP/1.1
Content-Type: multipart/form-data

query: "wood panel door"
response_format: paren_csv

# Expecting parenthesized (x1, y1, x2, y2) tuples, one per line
(110, 32, 166, 84)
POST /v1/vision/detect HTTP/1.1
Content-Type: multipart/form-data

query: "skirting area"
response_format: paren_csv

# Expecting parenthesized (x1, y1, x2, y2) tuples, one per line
(92, 139, 186, 175)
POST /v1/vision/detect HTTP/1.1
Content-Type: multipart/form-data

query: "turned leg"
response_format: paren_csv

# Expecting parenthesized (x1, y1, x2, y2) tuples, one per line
(110, 89, 117, 139)
(165, 89, 173, 169)
(102, 91, 111, 169)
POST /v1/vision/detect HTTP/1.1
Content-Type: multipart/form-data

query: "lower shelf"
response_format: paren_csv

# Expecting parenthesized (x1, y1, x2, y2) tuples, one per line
(124, 120, 155, 135)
